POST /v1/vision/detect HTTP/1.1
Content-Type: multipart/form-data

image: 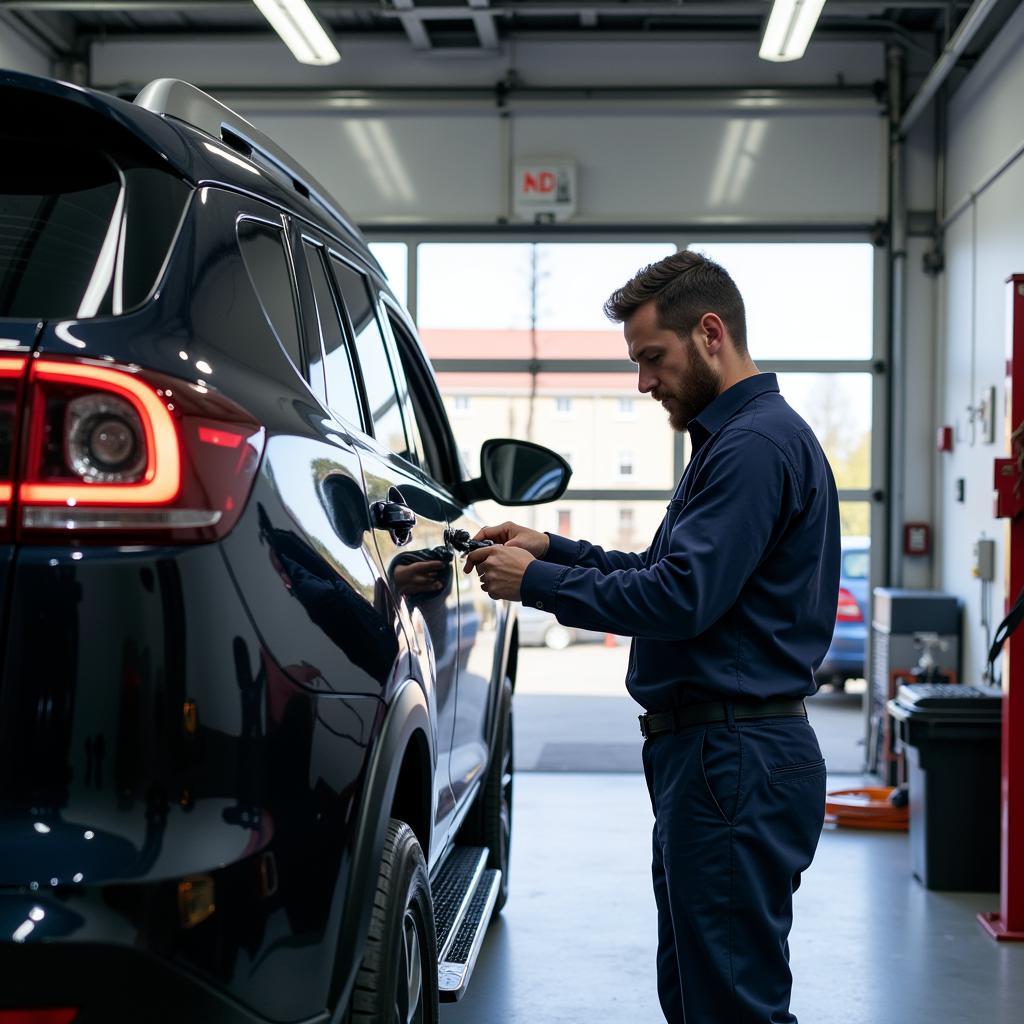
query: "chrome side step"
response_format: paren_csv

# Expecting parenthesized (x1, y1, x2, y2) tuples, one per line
(438, 868, 501, 1002)
(431, 846, 488, 964)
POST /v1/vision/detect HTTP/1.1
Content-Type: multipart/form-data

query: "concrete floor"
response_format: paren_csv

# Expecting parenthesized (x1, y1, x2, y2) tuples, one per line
(441, 773, 1024, 1024)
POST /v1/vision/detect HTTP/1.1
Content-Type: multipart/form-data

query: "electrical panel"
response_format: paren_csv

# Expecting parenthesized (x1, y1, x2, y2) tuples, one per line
(974, 538, 996, 582)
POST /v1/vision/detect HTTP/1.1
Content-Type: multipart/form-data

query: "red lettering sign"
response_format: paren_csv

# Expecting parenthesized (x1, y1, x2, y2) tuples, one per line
(522, 170, 556, 195)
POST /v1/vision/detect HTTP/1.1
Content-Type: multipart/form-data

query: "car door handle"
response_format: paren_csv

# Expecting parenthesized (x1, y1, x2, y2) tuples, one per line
(370, 500, 417, 546)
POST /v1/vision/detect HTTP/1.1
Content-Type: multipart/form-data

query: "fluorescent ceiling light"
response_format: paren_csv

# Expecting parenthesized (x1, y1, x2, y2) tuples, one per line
(759, 0, 828, 63)
(252, 0, 341, 65)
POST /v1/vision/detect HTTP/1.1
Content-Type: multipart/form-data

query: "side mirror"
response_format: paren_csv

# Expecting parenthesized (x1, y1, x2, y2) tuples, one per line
(465, 439, 571, 506)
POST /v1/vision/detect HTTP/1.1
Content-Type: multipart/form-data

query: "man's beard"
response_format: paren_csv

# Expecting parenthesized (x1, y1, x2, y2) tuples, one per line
(659, 337, 721, 432)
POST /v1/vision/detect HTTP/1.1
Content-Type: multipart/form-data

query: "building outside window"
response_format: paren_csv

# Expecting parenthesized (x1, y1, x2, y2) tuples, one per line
(453, 395, 471, 414)
(409, 239, 875, 547)
(557, 508, 572, 535)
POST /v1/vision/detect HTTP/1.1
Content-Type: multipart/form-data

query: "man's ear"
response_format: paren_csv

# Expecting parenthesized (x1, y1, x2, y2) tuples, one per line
(700, 313, 727, 356)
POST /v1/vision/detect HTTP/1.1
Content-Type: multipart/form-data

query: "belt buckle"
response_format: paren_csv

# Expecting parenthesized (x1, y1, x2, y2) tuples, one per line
(638, 714, 650, 740)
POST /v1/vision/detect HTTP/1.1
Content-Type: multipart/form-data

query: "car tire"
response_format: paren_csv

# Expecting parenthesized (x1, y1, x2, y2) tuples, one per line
(543, 623, 572, 650)
(462, 677, 513, 915)
(350, 820, 439, 1024)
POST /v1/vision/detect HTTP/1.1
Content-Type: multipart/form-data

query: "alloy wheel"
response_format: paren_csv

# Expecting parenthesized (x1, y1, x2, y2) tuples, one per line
(394, 908, 424, 1024)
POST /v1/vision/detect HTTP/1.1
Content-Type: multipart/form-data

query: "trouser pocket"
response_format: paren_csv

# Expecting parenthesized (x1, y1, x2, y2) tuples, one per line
(769, 757, 827, 786)
(699, 726, 743, 825)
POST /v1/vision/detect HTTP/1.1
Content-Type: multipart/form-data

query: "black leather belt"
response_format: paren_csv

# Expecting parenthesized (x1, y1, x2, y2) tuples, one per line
(638, 698, 807, 739)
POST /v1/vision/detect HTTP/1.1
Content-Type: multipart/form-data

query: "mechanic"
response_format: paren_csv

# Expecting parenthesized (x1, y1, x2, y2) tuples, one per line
(463, 250, 840, 1024)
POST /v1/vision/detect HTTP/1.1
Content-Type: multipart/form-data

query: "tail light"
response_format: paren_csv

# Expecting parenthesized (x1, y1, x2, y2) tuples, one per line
(836, 587, 864, 623)
(1, 355, 264, 543)
(0, 1013, 79, 1024)
(0, 357, 27, 534)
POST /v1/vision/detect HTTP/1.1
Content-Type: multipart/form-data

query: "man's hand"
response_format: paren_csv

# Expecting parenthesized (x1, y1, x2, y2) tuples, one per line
(463, 544, 535, 602)
(472, 521, 550, 558)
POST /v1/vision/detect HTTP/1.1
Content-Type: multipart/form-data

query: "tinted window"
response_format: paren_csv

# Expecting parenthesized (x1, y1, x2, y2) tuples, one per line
(0, 146, 189, 319)
(237, 219, 304, 375)
(386, 309, 447, 480)
(303, 242, 363, 428)
(330, 257, 410, 458)
(842, 549, 869, 580)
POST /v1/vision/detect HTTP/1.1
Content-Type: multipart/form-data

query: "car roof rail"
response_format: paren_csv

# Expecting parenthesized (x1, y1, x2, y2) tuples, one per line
(134, 78, 364, 247)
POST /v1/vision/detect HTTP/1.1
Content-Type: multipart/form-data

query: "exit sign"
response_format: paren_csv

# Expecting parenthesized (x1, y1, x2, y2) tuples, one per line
(513, 162, 577, 222)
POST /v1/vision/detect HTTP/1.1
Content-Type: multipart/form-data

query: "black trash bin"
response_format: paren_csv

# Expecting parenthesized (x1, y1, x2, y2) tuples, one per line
(887, 683, 1004, 892)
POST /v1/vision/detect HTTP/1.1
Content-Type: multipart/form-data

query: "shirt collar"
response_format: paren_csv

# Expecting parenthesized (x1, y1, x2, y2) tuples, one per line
(687, 373, 780, 449)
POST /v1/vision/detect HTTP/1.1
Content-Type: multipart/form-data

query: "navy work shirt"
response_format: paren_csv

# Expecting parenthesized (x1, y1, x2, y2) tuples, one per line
(520, 373, 841, 711)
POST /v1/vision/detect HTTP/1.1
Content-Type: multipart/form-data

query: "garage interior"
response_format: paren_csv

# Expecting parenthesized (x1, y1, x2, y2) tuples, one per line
(3, 0, 1024, 1021)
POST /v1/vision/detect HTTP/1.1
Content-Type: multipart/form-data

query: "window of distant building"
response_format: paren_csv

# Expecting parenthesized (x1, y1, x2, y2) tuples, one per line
(617, 450, 634, 478)
(617, 397, 636, 418)
(555, 396, 572, 415)
(453, 395, 471, 414)
(619, 507, 634, 533)
(557, 508, 572, 535)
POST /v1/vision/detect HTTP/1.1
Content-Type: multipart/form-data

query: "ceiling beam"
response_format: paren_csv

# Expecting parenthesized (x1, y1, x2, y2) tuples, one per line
(392, 0, 432, 50)
(469, 0, 500, 49)
(0, 1, 969, 13)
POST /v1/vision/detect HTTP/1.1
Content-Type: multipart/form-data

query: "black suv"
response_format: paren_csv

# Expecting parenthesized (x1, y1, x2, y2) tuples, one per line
(0, 71, 570, 1024)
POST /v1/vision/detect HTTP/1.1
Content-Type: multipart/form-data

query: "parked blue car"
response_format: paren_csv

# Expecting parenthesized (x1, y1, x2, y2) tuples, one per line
(816, 537, 870, 691)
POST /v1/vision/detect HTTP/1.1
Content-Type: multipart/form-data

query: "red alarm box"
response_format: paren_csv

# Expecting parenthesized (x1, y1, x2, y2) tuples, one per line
(903, 522, 931, 556)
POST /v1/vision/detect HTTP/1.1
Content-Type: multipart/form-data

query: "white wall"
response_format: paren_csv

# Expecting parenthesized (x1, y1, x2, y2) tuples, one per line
(938, 0, 1024, 681)
(90, 34, 887, 228)
(0, 19, 51, 75)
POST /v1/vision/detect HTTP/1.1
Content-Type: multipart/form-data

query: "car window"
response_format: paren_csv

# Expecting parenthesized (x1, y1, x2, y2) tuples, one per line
(376, 304, 427, 471)
(384, 307, 452, 484)
(842, 550, 869, 580)
(302, 241, 363, 428)
(237, 219, 304, 376)
(330, 256, 412, 459)
(0, 147, 189, 319)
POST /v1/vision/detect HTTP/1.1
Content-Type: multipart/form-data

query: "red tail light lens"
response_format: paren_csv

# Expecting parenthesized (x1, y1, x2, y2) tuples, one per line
(0, 356, 28, 537)
(0, 1013, 79, 1024)
(836, 587, 864, 623)
(13, 356, 264, 542)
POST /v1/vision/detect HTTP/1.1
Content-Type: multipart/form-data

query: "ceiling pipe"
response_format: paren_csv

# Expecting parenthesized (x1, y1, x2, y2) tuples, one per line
(898, 0, 1000, 136)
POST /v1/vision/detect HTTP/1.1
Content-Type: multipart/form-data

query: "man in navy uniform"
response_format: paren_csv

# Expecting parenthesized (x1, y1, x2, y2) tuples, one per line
(464, 250, 840, 1023)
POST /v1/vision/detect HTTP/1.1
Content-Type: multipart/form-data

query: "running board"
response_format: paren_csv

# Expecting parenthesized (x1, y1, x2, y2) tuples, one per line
(438, 869, 501, 1002)
(431, 846, 488, 964)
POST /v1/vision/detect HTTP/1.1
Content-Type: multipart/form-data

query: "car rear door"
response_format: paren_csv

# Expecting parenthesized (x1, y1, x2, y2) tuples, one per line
(380, 301, 497, 815)
(304, 239, 460, 848)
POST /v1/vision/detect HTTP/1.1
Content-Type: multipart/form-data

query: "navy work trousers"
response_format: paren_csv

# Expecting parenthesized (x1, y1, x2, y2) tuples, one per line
(642, 714, 826, 1023)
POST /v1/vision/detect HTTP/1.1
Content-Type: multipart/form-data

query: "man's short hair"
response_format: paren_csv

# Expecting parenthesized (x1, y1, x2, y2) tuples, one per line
(604, 251, 748, 355)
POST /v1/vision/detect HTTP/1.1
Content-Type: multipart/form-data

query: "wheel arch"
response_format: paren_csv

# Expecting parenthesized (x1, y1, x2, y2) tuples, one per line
(329, 678, 433, 1022)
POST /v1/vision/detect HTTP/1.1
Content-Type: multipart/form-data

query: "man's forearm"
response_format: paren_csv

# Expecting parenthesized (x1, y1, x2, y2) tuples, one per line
(543, 533, 647, 574)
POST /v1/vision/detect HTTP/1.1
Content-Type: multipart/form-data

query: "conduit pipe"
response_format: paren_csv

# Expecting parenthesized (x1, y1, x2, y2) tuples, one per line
(899, 0, 1001, 136)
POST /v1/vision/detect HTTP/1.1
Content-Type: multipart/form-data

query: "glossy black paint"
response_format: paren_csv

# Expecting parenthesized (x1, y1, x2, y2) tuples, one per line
(0, 72, 517, 1023)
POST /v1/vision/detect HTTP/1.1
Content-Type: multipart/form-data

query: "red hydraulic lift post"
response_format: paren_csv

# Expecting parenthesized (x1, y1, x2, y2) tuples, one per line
(982, 274, 1024, 941)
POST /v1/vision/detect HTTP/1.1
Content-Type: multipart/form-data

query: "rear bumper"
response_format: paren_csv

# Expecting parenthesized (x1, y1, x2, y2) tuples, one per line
(0, 904, 325, 1024)
(0, 542, 379, 1022)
